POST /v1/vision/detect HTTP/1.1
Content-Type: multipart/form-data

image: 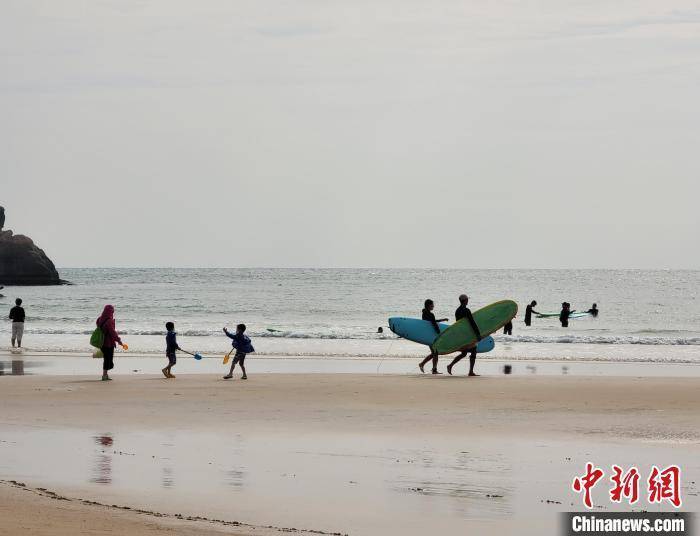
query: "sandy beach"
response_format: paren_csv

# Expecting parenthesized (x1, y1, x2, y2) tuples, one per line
(1, 369, 699, 535)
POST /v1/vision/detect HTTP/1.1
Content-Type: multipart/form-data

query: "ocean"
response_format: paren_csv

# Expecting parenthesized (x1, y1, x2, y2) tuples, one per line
(1, 268, 699, 364)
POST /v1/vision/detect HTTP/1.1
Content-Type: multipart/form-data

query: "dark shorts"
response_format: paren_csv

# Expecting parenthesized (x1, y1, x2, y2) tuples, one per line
(167, 353, 176, 366)
(233, 351, 246, 364)
(102, 346, 115, 371)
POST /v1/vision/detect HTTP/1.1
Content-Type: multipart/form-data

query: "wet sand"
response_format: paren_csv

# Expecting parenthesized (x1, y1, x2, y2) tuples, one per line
(1, 373, 699, 535)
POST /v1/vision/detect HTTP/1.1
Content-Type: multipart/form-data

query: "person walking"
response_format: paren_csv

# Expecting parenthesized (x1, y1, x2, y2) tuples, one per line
(446, 294, 483, 376)
(418, 299, 448, 374)
(96, 305, 126, 381)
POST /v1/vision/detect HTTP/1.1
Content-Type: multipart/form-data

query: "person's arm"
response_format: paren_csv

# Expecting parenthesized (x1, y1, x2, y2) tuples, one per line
(436, 318, 449, 323)
(465, 309, 482, 341)
(531, 309, 539, 315)
(223, 328, 235, 340)
(106, 319, 123, 345)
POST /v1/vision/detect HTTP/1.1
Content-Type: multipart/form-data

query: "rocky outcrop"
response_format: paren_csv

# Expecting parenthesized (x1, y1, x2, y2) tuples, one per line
(0, 206, 65, 285)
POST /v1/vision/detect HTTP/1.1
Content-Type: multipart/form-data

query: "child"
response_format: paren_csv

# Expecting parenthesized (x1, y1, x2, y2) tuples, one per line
(223, 324, 254, 380)
(163, 321, 180, 379)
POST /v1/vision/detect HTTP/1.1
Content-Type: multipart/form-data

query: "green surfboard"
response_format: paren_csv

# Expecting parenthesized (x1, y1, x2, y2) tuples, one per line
(431, 300, 518, 355)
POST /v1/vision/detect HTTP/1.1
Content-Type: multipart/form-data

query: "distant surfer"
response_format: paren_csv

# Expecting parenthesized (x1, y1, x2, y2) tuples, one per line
(418, 299, 448, 374)
(446, 295, 482, 376)
(559, 302, 575, 328)
(524, 300, 539, 326)
(503, 320, 513, 335)
(377, 327, 384, 334)
(587, 303, 599, 317)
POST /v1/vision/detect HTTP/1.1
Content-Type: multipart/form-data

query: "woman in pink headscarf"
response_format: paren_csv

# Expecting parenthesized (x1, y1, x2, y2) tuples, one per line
(96, 305, 126, 381)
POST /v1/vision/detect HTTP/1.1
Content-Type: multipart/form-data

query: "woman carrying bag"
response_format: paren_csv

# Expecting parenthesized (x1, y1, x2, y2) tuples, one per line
(92, 305, 127, 381)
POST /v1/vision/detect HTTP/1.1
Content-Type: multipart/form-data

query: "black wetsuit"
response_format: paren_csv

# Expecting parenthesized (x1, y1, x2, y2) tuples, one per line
(560, 309, 570, 328)
(524, 305, 534, 326)
(447, 304, 483, 373)
(503, 321, 513, 335)
(422, 309, 441, 335)
(455, 304, 482, 341)
(588, 308, 599, 317)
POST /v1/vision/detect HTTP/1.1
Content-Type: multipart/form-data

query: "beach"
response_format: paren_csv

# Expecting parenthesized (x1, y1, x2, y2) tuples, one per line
(1, 366, 699, 535)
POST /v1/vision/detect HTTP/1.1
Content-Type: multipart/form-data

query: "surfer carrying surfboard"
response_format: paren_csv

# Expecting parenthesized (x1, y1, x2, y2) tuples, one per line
(418, 299, 448, 374)
(446, 295, 482, 376)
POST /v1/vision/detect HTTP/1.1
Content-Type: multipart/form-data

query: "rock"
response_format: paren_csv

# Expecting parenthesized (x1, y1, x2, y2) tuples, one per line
(0, 206, 66, 285)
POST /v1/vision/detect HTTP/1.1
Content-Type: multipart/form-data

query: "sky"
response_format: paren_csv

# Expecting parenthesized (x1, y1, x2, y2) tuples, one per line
(1, 1, 699, 268)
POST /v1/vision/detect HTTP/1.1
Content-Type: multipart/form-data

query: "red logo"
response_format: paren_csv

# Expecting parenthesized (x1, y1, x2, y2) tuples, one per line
(648, 465, 681, 508)
(573, 464, 682, 509)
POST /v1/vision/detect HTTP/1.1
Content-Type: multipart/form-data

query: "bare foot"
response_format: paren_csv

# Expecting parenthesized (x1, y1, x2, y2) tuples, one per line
(168, 373, 176, 378)
(431, 370, 441, 375)
(468, 372, 480, 377)
(162, 368, 169, 378)
(223, 374, 233, 380)
(446, 364, 453, 375)
(241, 375, 248, 380)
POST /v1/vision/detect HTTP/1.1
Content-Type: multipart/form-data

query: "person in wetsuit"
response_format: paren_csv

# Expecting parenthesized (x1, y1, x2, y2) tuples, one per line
(524, 300, 539, 327)
(560, 302, 575, 328)
(587, 303, 599, 317)
(503, 320, 513, 335)
(446, 294, 482, 376)
(418, 299, 448, 374)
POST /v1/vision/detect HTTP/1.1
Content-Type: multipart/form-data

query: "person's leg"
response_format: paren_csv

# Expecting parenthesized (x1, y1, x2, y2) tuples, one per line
(17, 324, 23, 347)
(162, 359, 170, 378)
(224, 358, 237, 379)
(102, 347, 114, 380)
(11, 324, 16, 348)
(431, 352, 439, 374)
(447, 351, 467, 375)
(468, 348, 479, 376)
(240, 362, 247, 379)
(418, 353, 432, 373)
(168, 356, 176, 378)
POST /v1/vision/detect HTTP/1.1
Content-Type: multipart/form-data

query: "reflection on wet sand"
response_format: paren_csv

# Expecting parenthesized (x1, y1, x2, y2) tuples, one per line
(1, 423, 699, 536)
(161, 465, 174, 488)
(91, 434, 114, 485)
(0, 359, 25, 375)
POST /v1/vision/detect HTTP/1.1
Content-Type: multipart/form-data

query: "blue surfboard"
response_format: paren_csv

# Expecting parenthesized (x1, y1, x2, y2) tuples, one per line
(388, 317, 495, 353)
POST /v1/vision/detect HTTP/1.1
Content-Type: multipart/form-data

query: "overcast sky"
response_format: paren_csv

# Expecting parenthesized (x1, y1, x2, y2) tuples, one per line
(1, 1, 698, 268)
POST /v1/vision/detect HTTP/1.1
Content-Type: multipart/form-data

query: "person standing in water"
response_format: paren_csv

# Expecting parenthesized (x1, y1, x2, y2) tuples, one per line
(559, 302, 575, 328)
(418, 299, 448, 374)
(503, 320, 513, 335)
(96, 305, 126, 381)
(524, 300, 539, 327)
(9, 298, 25, 348)
(587, 303, 599, 317)
(446, 294, 482, 376)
